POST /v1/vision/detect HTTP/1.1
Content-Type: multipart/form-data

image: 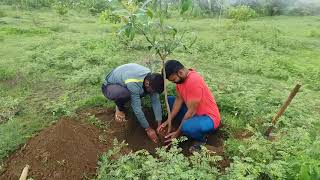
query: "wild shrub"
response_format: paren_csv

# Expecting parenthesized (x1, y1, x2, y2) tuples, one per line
(0, 67, 15, 81)
(0, 96, 20, 124)
(53, 1, 68, 16)
(309, 29, 320, 38)
(228, 5, 256, 22)
(223, 126, 320, 179)
(97, 138, 222, 179)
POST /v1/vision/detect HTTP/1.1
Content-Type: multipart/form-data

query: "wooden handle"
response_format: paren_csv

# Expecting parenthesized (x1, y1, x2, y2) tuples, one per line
(19, 165, 30, 180)
(265, 84, 301, 136)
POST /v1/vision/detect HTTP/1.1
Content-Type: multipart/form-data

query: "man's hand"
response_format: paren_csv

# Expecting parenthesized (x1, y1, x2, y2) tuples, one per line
(156, 121, 167, 134)
(157, 118, 172, 134)
(164, 130, 180, 143)
(145, 128, 159, 144)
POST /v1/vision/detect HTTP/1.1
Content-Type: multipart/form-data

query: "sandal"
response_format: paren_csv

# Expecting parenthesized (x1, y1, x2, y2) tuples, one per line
(115, 106, 126, 122)
(189, 142, 206, 153)
(115, 114, 126, 123)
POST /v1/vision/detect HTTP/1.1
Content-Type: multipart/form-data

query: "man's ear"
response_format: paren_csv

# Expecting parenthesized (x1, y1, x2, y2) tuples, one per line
(177, 69, 184, 77)
(145, 80, 150, 87)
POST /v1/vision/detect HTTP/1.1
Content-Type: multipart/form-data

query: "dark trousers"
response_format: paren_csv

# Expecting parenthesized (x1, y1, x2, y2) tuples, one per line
(102, 84, 131, 111)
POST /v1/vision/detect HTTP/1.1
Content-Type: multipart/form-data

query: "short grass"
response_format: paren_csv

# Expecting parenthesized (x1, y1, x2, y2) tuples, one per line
(0, 5, 319, 177)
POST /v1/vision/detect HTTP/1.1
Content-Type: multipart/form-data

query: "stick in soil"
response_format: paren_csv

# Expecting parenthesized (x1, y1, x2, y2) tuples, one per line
(19, 165, 30, 180)
(265, 84, 301, 137)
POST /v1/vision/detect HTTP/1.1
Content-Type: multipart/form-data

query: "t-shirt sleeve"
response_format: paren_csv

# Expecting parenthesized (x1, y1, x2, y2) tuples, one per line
(126, 83, 149, 129)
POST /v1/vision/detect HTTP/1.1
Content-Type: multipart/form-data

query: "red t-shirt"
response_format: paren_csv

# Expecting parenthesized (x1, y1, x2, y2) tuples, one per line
(176, 69, 221, 129)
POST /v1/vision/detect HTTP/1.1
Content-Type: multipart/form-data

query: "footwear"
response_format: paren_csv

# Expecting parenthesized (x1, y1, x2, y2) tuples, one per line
(115, 106, 126, 122)
(189, 141, 206, 153)
(115, 114, 126, 122)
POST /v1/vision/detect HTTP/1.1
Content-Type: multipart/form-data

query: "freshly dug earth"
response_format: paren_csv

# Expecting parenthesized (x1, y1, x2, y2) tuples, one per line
(88, 108, 160, 153)
(0, 118, 108, 180)
(0, 107, 230, 179)
(94, 107, 230, 170)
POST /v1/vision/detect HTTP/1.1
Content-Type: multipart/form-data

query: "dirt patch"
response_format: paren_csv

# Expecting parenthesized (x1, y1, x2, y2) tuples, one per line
(81, 107, 161, 153)
(1, 107, 231, 179)
(234, 129, 253, 140)
(206, 130, 231, 172)
(78, 107, 231, 171)
(0, 118, 108, 180)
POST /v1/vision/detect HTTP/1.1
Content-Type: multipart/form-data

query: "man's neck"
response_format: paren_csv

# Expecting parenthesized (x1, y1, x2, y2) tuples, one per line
(185, 68, 190, 75)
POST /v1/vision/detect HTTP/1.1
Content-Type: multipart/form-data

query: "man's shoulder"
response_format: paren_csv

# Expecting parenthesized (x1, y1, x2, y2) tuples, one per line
(187, 71, 204, 84)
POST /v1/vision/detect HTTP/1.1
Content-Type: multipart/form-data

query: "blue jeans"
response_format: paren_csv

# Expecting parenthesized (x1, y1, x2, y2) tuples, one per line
(168, 96, 215, 142)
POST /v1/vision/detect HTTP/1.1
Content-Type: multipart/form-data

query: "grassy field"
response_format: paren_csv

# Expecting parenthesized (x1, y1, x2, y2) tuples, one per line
(0, 4, 320, 178)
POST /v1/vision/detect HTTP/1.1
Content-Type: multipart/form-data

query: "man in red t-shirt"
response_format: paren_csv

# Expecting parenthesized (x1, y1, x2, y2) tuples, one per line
(157, 60, 221, 150)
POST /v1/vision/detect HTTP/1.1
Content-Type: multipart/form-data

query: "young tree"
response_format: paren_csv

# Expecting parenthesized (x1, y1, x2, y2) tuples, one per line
(100, 0, 196, 119)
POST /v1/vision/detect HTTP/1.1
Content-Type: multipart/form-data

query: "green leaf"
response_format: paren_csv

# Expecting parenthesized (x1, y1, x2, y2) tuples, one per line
(141, 0, 153, 8)
(112, 9, 129, 16)
(167, 26, 177, 37)
(146, 8, 153, 19)
(119, 24, 135, 41)
(189, 33, 197, 48)
(126, 24, 135, 41)
(298, 165, 311, 180)
(180, 0, 192, 14)
(118, 24, 129, 34)
(160, 14, 164, 25)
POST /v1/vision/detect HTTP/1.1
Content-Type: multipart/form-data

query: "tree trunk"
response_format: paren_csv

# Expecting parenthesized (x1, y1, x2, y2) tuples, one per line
(162, 58, 172, 121)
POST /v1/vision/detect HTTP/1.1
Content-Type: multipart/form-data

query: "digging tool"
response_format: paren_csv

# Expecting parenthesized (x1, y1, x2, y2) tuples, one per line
(265, 84, 301, 137)
(19, 165, 30, 180)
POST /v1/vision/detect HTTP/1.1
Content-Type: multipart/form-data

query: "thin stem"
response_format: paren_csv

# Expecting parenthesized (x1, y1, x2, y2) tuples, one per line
(162, 57, 171, 120)
(134, 24, 155, 46)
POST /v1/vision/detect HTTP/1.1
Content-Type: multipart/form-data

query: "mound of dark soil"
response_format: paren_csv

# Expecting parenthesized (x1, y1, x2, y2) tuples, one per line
(0, 118, 107, 180)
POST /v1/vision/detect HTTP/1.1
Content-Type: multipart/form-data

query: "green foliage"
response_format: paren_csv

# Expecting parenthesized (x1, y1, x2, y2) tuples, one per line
(222, 126, 320, 179)
(0, 10, 6, 18)
(76, 95, 112, 109)
(180, 0, 192, 15)
(21, 0, 54, 9)
(0, 67, 15, 81)
(87, 115, 105, 129)
(287, 0, 320, 16)
(0, 96, 20, 124)
(0, 7, 319, 179)
(97, 137, 222, 179)
(309, 29, 320, 38)
(88, 0, 111, 16)
(231, 0, 289, 16)
(1, 0, 54, 9)
(0, 27, 50, 36)
(101, 0, 196, 60)
(43, 94, 72, 117)
(53, 1, 68, 16)
(68, 66, 104, 85)
(228, 5, 256, 22)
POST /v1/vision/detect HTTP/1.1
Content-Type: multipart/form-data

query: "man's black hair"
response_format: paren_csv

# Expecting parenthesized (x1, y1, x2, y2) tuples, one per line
(145, 73, 164, 93)
(164, 60, 184, 79)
